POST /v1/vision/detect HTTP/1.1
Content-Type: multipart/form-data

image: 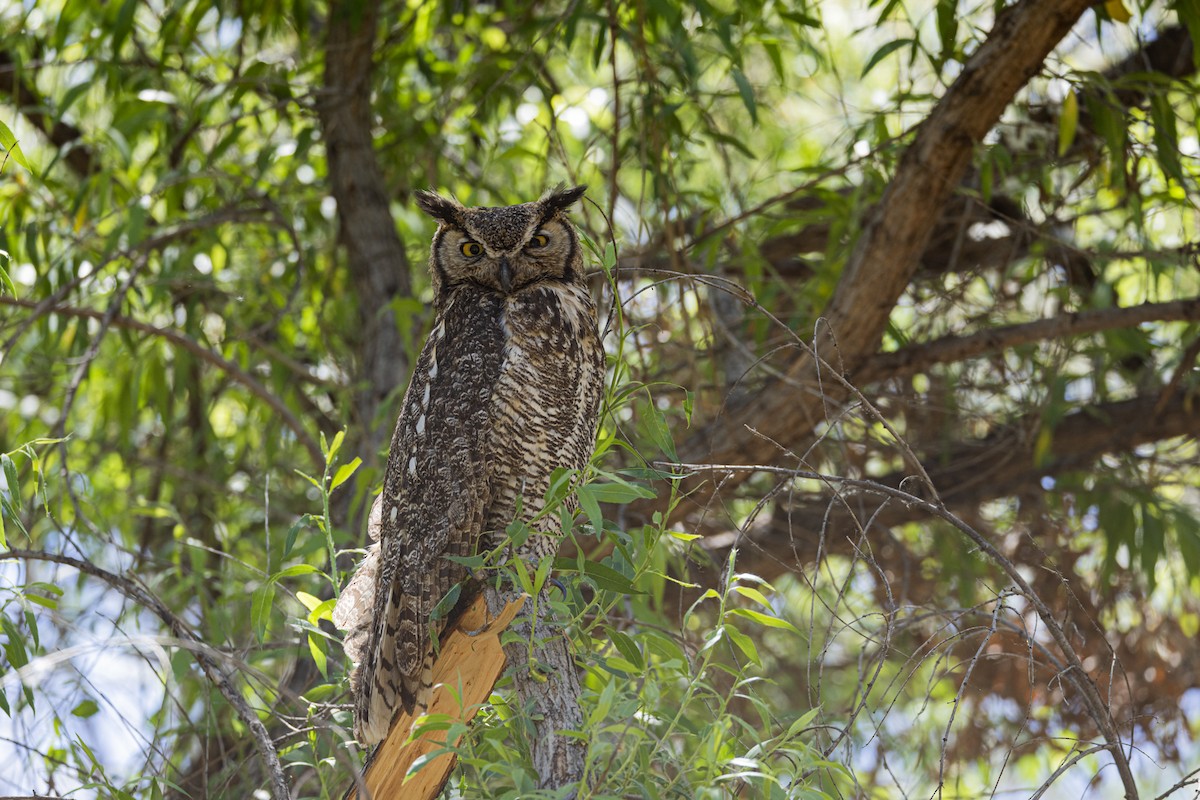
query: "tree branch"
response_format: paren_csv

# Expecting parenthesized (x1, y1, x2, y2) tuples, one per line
(678, 0, 1096, 475)
(714, 391, 1200, 561)
(658, 464, 1138, 798)
(861, 297, 1200, 382)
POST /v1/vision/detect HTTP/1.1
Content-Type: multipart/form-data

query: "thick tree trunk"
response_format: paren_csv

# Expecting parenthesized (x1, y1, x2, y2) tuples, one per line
(485, 585, 586, 792)
(319, 0, 413, 459)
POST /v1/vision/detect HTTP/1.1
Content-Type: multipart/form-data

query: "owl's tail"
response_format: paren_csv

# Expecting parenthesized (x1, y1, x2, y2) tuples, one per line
(354, 583, 434, 745)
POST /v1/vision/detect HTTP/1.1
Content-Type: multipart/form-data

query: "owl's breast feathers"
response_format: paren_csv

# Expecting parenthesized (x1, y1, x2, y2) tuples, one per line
(335, 280, 603, 745)
(485, 283, 604, 544)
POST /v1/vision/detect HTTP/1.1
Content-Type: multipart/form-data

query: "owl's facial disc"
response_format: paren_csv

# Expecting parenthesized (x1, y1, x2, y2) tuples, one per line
(441, 217, 576, 295)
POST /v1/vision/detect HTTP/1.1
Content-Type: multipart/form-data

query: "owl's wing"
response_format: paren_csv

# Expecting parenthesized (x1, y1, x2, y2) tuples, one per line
(353, 291, 506, 745)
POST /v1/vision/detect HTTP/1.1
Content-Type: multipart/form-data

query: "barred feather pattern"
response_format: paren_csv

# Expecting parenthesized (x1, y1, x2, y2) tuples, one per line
(334, 187, 604, 746)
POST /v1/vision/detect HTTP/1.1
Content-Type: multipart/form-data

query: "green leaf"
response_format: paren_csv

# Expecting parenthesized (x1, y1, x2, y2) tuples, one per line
(588, 678, 616, 727)
(785, 707, 820, 739)
(444, 553, 486, 569)
(861, 38, 910, 78)
(0, 492, 28, 543)
(325, 430, 345, 463)
(71, 700, 99, 718)
(307, 597, 336, 625)
(2, 454, 20, 507)
(726, 607, 801, 635)
(296, 590, 322, 612)
(506, 519, 532, 548)
(1, 617, 29, 669)
(730, 68, 757, 125)
(0, 249, 16, 297)
(935, 0, 958, 61)
(330, 456, 362, 490)
(732, 585, 773, 609)
(0, 119, 30, 171)
(283, 516, 311, 559)
(584, 477, 656, 504)
(430, 581, 462, 621)
(1178, 0, 1200, 69)
(576, 483, 604, 534)
(553, 557, 641, 594)
(1057, 90, 1078, 157)
(25, 593, 58, 610)
(1140, 504, 1164, 587)
(1177, 511, 1200, 575)
(725, 625, 760, 665)
(273, 563, 320, 579)
(293, 469, 321, 489)
(308, 632, 327, 678)
(511, 556, 535, 596)
(110, 0, 138, 54)
(608, 628, 643, 670)
(637, 403, 677, 462)
(1099, 497, 1136, 579)
(1104, 0, 1132, 23)
(251, 583, 275, 642)
(1149, 93, 1183, 183)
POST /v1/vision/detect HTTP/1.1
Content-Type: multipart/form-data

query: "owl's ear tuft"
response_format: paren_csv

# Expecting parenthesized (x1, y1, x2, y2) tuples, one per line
(414, 190, 464, 225)
(541, 185, 587, 215)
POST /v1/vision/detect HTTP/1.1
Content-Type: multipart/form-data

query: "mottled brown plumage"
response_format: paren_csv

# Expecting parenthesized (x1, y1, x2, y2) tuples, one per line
(333, 187, 604, 745)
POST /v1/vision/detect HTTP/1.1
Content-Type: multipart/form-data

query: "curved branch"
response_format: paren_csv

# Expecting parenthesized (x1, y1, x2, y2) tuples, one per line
(680, 0, 1095, 473)
(0, 296, 324, 466)
(0, 549, 289, 800)
(716, 391, 1200, 558)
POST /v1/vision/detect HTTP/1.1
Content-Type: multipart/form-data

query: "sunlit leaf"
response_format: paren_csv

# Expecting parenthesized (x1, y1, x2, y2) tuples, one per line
(330, 456, 361, 490)
(0, 119, 30, 171)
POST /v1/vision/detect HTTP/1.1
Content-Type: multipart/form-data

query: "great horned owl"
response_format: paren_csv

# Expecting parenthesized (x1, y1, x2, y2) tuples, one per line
(333, 186, 605, 746)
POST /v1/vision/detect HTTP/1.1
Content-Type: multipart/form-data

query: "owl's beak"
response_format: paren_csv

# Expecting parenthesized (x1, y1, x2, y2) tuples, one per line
(498, 256, 513, 293)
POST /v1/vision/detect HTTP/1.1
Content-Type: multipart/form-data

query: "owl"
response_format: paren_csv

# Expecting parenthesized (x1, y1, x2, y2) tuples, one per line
(333, 186, 605, 746)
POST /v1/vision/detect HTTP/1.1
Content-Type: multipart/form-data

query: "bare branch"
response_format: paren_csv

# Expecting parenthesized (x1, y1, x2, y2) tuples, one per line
(661, 463, 1138, 797)
(732, 391, 1200, 552)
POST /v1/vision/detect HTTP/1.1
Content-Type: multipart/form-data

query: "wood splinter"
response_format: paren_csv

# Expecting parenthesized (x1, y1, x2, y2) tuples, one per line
(345, 593, 525, 800)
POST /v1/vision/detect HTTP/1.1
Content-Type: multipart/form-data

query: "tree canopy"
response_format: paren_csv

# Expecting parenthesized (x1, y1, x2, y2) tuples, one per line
(1, 0, 1198, 797)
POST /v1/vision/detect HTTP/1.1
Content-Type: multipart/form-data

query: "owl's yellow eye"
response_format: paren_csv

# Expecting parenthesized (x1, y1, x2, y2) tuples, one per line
(528, 233, 549, 248)
(460, 241, 483, 257)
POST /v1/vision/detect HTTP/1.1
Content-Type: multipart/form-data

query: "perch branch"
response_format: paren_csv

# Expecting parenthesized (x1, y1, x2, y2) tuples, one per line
(345, 594, 525, 800)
